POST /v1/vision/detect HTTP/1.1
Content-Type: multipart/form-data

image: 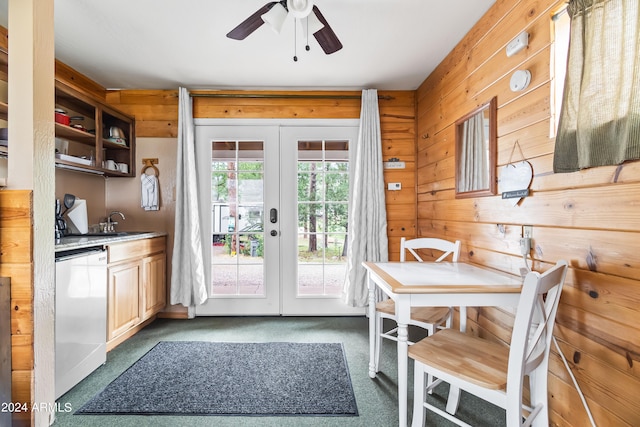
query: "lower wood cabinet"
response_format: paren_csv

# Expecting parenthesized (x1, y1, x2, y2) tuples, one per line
(107, 261, 141, 340)
(107, 236, 166, 350)
(142, 252, 166, 320)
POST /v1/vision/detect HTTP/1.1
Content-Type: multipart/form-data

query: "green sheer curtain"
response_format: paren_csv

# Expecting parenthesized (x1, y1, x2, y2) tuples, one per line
(553, 0, 640, 173)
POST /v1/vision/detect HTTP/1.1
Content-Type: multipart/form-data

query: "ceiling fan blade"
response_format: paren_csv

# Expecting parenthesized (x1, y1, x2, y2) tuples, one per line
(226, 2, 278, 40)
(311, 6, 343, 54)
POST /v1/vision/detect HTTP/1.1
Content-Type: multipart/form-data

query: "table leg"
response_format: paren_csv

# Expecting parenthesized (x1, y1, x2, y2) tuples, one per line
(397, 319, 409, 427)
(368, 273, 377, 379)
(445, 306, 467, 414)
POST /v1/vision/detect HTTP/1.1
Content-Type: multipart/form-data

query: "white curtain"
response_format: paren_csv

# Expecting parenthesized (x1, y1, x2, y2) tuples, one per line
(458, 112, 488, 192)
(343, 89, 388, 307)
(170, 87, 208, 313)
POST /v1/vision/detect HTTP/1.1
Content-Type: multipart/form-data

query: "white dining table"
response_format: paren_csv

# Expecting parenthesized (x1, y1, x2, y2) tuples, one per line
(363, 261, 523, 427)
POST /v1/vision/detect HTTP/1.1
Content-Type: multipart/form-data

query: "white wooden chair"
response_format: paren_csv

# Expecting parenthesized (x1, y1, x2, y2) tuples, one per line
(409, 260, 568, 427)
(373, 237, 461, 374)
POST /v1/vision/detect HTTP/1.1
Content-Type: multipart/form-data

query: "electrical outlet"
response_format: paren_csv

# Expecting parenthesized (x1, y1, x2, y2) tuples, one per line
(520, 225, 532, 256)
(520, 237, 531, 255)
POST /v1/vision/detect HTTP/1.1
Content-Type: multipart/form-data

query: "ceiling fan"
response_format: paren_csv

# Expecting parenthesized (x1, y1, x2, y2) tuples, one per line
(226, 0, 343, 60)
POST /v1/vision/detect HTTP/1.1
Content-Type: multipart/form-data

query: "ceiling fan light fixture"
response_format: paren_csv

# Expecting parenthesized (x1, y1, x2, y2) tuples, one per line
(227, 1, 342, 56)
(287, 0, 314, 18)
(262, 3, 288, 34)
(300, 12, 324, 35)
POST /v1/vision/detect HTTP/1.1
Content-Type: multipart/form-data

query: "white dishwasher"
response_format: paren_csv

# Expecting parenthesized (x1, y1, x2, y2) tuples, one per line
(55, 246, 107, 399)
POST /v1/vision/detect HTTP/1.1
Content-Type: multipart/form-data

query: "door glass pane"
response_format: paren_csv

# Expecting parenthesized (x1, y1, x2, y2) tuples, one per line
(297, 140, 349, 296)
(211, 140, 264, 296)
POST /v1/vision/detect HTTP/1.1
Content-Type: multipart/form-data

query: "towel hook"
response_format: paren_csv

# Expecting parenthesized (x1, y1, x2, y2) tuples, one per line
(141, 158, 159, 176)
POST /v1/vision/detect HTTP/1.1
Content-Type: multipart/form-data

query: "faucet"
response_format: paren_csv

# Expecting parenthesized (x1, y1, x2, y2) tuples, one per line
(105, 211, 125, 233)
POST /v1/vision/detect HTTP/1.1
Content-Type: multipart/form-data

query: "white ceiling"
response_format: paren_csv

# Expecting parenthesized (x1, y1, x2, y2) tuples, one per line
(0, 0, 495, 91)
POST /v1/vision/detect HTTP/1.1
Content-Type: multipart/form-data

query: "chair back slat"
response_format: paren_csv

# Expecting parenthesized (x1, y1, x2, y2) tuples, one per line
(400, 237, 461, 263)
(407, 247, 424, 262)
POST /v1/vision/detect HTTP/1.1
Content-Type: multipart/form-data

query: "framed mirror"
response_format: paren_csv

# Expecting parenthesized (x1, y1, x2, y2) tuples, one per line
(455, 97, 497, 198)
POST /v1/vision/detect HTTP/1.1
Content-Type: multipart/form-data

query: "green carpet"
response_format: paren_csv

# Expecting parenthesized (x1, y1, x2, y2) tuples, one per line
(53, 316, 505, 426)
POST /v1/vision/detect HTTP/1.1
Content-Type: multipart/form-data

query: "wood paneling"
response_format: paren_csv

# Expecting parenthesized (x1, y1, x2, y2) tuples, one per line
(106, 89, 179, 138)
(416, 0, 640, 425)
(0, 26, 8, 52)
(0, 190, 34, 426)
(55, 60, 106, 102)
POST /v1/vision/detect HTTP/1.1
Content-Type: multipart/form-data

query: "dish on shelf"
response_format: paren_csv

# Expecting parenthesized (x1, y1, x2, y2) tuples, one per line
(55, 109, 70, 125)
(55, 153, 92, 166)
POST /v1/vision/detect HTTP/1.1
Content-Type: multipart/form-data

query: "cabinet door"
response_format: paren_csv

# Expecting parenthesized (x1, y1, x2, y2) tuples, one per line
(107, 261, 141, 340)
(142, 252, 166, 320)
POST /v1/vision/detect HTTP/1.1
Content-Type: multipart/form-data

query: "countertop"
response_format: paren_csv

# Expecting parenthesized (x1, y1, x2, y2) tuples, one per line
(55, 231, 167, 252)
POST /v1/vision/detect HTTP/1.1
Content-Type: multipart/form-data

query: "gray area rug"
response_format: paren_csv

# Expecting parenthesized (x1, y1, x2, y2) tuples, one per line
(77, 341, 358, 416)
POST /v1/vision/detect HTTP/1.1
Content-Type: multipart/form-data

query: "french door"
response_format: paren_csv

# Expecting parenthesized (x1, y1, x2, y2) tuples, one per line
(195, 120, 364, 316)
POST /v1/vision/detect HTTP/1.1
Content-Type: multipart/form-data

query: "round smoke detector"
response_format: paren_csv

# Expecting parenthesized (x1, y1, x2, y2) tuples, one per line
(510, 70, 532, 92)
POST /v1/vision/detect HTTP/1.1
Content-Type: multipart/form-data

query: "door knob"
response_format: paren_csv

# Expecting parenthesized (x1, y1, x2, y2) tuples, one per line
(270, 230, 278, 236)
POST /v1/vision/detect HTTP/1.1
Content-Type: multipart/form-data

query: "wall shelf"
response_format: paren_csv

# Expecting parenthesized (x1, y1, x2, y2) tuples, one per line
(55, 81, 136, 177)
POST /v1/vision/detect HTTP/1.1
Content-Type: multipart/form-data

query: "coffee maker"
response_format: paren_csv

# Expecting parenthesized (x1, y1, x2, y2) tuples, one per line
(55, 199, 67, 240)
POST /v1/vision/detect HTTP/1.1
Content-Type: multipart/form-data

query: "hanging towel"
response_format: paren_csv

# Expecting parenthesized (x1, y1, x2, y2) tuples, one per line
(141, 173, 159, 211)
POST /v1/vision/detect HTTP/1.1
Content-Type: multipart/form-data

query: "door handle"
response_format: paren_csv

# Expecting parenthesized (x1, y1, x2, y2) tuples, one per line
(270, 208, 278, 223)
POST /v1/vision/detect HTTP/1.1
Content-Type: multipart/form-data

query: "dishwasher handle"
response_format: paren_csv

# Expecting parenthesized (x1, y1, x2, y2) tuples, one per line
(55, 246, 106, 262)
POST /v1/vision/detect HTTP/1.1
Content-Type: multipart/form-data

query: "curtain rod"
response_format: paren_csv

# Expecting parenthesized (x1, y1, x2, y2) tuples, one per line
(190, 93, 394, 100)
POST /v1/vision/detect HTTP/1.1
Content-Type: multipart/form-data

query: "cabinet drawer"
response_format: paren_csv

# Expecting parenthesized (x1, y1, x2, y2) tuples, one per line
(108, 236, 165, 264)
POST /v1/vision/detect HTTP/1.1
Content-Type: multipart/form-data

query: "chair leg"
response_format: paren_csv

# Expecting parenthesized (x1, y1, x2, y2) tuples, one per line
(411, 360, 426, 427)
(505, 390, 525, 427)
(425, 325, 436, 394)
(374, 313, 383, 373)
(528, 368, 550, 427)
(445, 308, 453, 329)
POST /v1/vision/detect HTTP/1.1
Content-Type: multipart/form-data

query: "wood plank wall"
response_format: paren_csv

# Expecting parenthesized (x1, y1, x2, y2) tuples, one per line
(107, 89, 418, 260)
(0, 190, 33, 427)
(416, 0, 639, 425)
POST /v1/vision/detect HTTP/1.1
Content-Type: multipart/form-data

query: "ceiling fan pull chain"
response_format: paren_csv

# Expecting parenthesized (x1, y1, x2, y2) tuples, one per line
(293, 19, 299, 62)
(305, 16, 311, 51)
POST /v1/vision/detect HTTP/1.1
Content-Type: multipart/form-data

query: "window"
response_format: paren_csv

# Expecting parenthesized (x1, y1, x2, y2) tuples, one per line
(296, 140, 349, 296)
(553, 0, 640, 173)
